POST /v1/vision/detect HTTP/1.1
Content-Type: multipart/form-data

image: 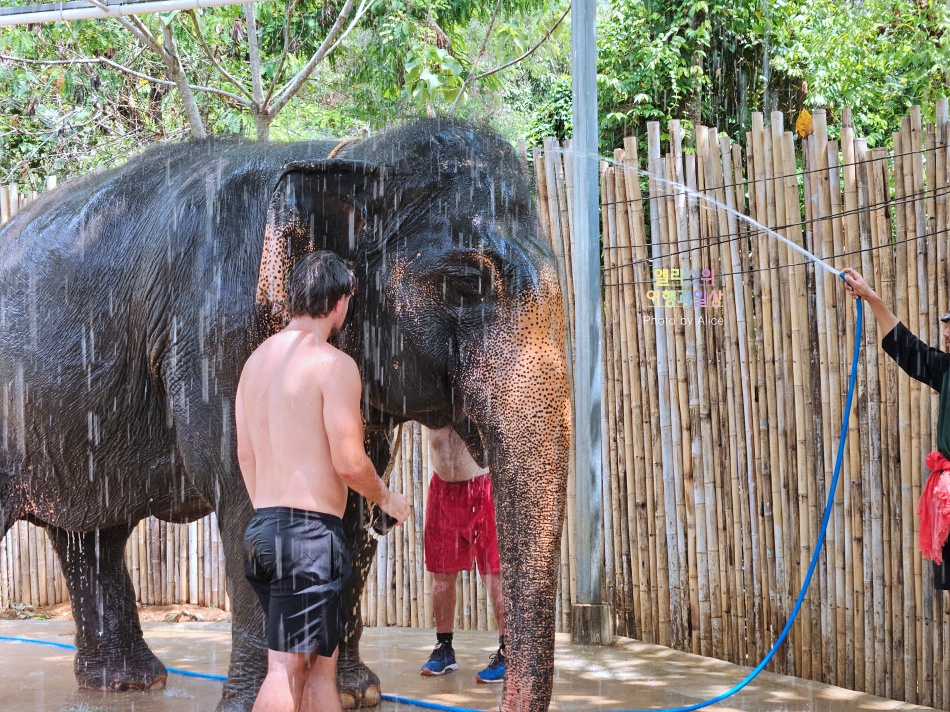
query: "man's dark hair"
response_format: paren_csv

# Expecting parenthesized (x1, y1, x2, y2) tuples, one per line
(288, 250, 356, 318)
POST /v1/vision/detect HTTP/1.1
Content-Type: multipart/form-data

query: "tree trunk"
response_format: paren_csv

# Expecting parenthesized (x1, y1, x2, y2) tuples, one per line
(253, 111, 272, 142)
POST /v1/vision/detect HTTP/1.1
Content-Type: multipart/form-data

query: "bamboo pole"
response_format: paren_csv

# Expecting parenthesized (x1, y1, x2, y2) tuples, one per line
(935, 98, 949, 709)
(614, 147, 651, 639)
(601, 161, 623, 630)
(664, 151, 697, 653)
(750, 113, 786, 671)
(0, 537, 8, 609)
(840, 111, 864, 692)
(622, 136, 669, 646)
(826, 137, 848, 687)
(763, 117, 798, 675)
(873, 142, 896, 699)
(647, 121, 686, 648)
(908, 107, 928, 706)
(701, 127, 732, 662)
(718, 136, 754, 662)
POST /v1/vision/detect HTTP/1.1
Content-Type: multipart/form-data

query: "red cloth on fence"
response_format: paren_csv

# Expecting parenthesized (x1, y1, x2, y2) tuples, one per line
(918, 451, 950, 564)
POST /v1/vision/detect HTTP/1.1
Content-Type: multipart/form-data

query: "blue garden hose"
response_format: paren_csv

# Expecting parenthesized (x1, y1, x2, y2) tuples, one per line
(0, 290, 865, 712)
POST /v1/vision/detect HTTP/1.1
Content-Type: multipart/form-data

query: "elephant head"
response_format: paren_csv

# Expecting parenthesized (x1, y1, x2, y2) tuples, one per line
(258, 120, 572, 711)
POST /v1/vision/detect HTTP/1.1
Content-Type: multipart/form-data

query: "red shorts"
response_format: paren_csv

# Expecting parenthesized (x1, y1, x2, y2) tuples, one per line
(424, 473, 501, 575)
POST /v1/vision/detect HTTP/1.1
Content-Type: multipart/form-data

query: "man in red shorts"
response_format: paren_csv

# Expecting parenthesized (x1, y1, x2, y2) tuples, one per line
(420, 425, 507, 683)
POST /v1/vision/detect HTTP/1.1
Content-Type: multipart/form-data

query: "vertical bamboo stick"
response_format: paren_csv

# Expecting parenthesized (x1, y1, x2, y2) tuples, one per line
(840, 110, 864, 692)
(603, 159, 624, 633)
(873, 143, 896, 703)
(647, 121, 687, 648)
(614, 147, 651, 639)
(718, 135, 754, 662)
(764, 116, 799, 675)
(826, 138, 848, 687)
(908, 106, 928, 705)
(750, 113, 787, 672)
(702, 128, 732, 662)
(622, 136, 669, 645)
(599, 161, 617, 621)
(0, 536, 8, 609)
(422, 426, 433, 629)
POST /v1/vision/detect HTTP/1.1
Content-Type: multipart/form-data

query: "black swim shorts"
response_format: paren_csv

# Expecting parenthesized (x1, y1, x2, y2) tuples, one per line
(242, 507, 352, 656)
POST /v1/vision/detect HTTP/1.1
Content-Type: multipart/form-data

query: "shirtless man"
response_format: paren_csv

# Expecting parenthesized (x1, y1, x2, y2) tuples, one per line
(420, 425, 507, 683)
(236, 250, 410, 712)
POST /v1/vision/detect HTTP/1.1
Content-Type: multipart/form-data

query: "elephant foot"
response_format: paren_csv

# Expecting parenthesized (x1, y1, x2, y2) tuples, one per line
(74, 645, 167, 692)
(337, 656, 381, 709)
(215, 695, 256, 712)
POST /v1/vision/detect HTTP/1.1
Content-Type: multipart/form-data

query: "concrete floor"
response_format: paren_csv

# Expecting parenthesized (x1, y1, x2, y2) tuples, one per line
(0, 620, 935, 711)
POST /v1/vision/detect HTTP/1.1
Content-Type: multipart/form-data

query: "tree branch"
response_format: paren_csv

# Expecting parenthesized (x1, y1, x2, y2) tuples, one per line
(245, 3, 265, 105)
(472, 3, 570, 82)
(450, 0, 503, 113)
(104, 3, 167, 61)
(322, 0, 371, 61)
(268, 0, 357, 116)
(262, 0, 300, 108)
(161, 20, 208, 137)
(0, 53, 248, 104)
(186, 10, 255, 102)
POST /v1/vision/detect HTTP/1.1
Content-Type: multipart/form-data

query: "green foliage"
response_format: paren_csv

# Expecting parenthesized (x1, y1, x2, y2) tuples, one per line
(592, 0, 950, 152)
(1, 0, 947, 186)
(768, 0, 950, 146)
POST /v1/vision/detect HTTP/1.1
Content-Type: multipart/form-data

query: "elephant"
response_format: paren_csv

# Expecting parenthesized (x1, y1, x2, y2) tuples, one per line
(0, 119, 571, 711)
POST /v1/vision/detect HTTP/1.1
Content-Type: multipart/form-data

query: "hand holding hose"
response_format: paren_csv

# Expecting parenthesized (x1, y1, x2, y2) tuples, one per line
(841, 268, 876, 301)
(840, 267, 899, 336)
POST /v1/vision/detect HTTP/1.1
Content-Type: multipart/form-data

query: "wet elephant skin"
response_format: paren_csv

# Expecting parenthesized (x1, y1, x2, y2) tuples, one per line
(0, 119, 571, 712)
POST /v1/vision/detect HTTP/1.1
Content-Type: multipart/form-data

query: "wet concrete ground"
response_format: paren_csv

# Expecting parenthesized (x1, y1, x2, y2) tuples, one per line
(0, 621, 935, 711)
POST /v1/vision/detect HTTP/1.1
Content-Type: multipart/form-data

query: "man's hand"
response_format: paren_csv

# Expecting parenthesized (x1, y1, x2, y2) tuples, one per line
(379, 489, 411, 526)
(841, 267, 878, 301)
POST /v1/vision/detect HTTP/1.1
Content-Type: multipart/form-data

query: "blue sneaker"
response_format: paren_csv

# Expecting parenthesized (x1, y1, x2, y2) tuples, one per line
(420, 642, 458, 676)
(475, 647, 506, 683)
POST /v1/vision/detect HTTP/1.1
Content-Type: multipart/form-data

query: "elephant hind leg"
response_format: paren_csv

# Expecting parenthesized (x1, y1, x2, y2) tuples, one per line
(0, 456, 26, 537)
(47, 524, 167, 691)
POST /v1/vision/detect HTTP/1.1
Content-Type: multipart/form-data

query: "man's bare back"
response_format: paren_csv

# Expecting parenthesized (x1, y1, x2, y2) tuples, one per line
(236, 291, 408, 524)
(428, 426, 488, 483)
(236, 328, 351, 516)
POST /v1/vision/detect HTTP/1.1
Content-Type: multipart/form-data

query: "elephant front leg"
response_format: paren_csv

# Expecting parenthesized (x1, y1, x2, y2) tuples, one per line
(47, 524, 167, 691)
(337, 425, 394, 709)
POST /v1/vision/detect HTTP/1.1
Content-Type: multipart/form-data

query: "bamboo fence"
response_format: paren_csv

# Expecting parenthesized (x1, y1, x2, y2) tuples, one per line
(3, 100, 950, 707)
(584, 101, 950, 706)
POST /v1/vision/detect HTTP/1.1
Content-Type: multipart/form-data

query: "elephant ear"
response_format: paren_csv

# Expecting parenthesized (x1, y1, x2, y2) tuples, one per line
(256, 159, 382, 333)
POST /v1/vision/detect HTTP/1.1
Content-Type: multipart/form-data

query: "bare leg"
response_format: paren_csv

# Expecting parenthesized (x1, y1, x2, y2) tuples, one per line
(481, 572, 506, 637)
(252, 651, 313, 712)
(301, 649, 342, 712)
(432, 572, 459, 633)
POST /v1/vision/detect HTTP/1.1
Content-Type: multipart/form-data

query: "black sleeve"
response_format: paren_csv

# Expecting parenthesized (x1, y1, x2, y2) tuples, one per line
(881, 321, 950, 392)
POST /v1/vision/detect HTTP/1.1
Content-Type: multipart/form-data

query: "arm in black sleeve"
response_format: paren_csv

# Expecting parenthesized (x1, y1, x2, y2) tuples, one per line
(881, 322, 950, 391)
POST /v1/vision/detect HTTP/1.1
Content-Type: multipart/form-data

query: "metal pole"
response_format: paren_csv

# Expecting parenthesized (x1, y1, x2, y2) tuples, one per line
(570, 0, 611, 644)
(0, 0, 274, 27)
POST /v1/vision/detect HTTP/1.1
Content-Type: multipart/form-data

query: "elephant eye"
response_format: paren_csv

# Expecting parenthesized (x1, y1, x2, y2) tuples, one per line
(438, 263, 495, 310)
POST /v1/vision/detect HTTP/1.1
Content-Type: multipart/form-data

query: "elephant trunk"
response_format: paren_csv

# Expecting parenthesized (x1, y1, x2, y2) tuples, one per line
(460, 283, 571, 712)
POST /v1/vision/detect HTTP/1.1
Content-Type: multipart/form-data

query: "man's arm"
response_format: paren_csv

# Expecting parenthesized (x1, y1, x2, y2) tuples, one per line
(324, 355, 408, 523)
(235, 384, 257, 502)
